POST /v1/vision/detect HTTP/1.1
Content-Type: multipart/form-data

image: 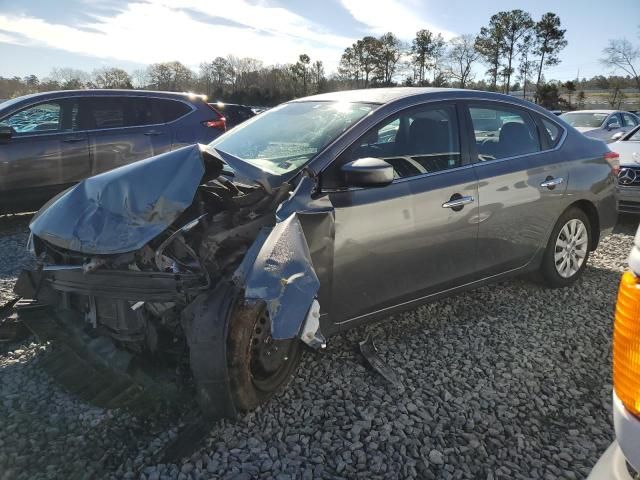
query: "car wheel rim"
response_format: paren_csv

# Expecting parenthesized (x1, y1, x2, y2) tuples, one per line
(554, 218, 588, 279)
(249, 309, 296, 390)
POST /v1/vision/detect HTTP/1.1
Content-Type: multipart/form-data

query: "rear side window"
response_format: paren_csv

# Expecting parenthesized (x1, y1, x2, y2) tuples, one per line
(540, 117, 562, 147)
(86, 97, 127, 128)
(154, 99, 192, 123)
(623, 113, 638, 127)
(468, 105, 540, 161)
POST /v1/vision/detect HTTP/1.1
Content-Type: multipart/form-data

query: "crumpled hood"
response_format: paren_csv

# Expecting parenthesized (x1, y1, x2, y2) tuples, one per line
(30, 144, 211, 255)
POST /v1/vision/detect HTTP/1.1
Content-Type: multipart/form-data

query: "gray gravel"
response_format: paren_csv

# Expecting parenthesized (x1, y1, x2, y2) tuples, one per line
(0, 213, 638, 480)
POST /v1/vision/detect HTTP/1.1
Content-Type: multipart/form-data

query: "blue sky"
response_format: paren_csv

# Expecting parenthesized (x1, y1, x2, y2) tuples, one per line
(0, 0, 638, 82)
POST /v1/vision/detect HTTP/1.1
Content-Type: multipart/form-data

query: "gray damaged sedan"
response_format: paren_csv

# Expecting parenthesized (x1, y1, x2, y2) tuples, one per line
(14, 88, 618, 417)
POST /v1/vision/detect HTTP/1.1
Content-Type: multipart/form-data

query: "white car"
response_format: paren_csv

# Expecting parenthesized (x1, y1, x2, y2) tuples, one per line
(588, 228, 640, 479)
(611, 125, 640, 214)
(560, 110, 639, 144)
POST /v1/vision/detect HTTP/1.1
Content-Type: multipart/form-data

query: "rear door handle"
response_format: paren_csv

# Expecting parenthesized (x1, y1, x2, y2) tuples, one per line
(540, 177, 564, 189)
(62, 137, 85, 143)
(143, 130, 163, 136)
(442, 195, 475, 211)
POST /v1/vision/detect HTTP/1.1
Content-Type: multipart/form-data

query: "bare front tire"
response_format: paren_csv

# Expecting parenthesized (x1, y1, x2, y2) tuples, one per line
(540, 207, 591, 288)
(227, 300, 302, 412)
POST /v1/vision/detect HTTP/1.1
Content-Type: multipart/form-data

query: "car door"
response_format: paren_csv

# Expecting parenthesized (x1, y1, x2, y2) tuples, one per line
(82, 96, 170, 175)
(0, 97, 89, 204)
(322, 101, 479, 324)
(466, 101, 568, 277)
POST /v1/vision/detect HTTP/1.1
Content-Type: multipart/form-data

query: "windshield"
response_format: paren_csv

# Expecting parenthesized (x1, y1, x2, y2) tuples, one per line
(209, 101, 375, 175)
(560, 112, 608, 128)
(626, 127, 640, 141)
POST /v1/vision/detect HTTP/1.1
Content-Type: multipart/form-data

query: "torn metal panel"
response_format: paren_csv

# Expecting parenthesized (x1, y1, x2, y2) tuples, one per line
(239, 213, 320, 340)
(300, 299, 325, 348)
(359, 335, 403, 389)
(29, 144, 220, 255)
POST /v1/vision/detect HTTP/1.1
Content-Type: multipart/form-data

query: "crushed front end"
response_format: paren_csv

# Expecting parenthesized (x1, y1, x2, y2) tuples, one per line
(14, 145, 325, 417)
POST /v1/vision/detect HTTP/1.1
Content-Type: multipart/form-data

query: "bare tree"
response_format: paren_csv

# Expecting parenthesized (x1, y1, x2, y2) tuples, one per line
(93, 67, 132, 89)
(446, 35, 480, 88)
(49, 67, 90, 89)
(601, 38, 640, 91)
(131, 69, 149, 89)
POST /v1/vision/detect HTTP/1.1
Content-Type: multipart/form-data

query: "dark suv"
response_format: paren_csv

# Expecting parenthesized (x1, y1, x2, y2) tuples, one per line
(0, 90, 226, 214)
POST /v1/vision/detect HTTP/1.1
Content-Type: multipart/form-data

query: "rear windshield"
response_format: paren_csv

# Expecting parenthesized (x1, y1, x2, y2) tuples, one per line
(560, 112, 608, 128)
(209, 101, 374, 175)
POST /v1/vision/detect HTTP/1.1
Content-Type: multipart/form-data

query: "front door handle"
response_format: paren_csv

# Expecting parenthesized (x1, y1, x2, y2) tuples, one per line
(540, 177, 564, 189)
(62, 137, 85, 143)
(143, 130, 163, 136)
(442, 194, 475, 211)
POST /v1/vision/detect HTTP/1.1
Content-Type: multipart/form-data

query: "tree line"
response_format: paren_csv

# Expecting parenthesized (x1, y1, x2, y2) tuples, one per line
(1, 10, 638, 110)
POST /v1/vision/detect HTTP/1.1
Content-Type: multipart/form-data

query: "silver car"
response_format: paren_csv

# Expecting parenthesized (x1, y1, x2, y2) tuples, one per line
(611, 125, 640, 213)
(560, 110, 639, 143)
(14, 88, 618, 417)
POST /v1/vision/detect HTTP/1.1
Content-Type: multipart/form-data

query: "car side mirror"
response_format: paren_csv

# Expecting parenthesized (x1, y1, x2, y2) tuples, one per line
(611, 131, 625, 141)
(0, 125, 13, 142)
(607, 122, 620, 131)
(341, 158, 394, 187)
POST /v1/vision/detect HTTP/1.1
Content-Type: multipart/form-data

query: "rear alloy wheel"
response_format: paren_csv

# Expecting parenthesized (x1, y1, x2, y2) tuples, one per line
(541, 207, 591, 288)
(227, 300, 302, 412)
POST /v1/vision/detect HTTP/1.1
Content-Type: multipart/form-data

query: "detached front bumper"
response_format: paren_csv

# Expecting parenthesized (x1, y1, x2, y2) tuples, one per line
(588, 392, 640, 479)
(617, 186, 640, 214)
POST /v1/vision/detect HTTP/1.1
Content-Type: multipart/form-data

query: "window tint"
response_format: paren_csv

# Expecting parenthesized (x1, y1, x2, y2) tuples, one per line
(347, 104, 461, 180)
(129, 98, 155, 126)
(541, 117, 562, 147)
(87, 97, 127, 128)
(622, 113, 638, 127)
(469, 105, 540, 161)
(1, 102, 61, 134)
(155, 99, 192, 122)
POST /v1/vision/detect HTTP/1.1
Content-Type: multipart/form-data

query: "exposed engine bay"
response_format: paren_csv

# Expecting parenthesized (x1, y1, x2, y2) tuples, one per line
(14, 145, 327, 417)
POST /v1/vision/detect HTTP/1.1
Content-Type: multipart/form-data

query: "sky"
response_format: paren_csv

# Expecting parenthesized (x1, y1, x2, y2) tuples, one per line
(0, 0, 638, 82)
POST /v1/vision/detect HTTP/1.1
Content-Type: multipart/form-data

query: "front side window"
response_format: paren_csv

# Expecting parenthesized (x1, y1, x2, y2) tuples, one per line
(606, 114, 621, 128)
(346, 104, 461, 179)
(469, 105, 540, 161)
(1, 102, 62, 134)
(210, 101, 374, 175)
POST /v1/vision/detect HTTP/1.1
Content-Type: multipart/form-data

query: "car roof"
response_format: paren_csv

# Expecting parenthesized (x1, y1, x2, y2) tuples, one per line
(562, 109, 619, 114)
(0, 89, 206, 111)
(291, 87, 462, 104)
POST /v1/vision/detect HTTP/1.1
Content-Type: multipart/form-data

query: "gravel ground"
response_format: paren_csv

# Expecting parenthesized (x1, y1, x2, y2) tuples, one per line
(0, 213, 638, 480)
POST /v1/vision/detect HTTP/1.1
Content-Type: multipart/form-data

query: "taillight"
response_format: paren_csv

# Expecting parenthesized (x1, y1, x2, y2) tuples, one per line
(202, 118, 226, 131)
(605, 150, 620, 176)
(613, 270, 640, 416)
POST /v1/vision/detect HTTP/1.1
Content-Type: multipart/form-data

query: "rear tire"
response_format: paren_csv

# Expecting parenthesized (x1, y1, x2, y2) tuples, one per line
(540, 207, 591, 288)
(226, 300, 302, 412)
